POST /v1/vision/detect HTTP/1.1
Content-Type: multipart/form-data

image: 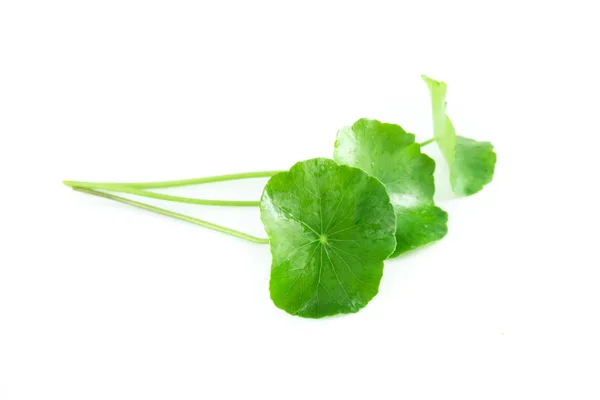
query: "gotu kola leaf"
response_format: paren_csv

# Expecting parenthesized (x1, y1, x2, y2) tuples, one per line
(334, 118, 448, 257)
(260, 158, 396, 318)
(422, 75, 496, 196)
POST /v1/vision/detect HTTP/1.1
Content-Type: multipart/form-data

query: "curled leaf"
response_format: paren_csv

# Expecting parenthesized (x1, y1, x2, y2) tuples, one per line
(334, 118, 448, 256)
(422, 75, 496, 196)
(260, 158, 396, 318)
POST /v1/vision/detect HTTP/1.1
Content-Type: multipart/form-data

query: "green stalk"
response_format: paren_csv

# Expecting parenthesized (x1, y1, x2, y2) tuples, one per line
(79, 170, 284, 189)
(63, 181, 260, 207)
(420, 138, 436, 147)
(71, 187, 270, 244)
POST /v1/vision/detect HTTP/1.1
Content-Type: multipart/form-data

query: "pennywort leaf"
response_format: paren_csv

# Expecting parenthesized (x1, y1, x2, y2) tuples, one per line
(260, 158, 397, 318)
(65, 74, 499, 319)
(334, 119, 448, 256)
(422, 75, 497, 196)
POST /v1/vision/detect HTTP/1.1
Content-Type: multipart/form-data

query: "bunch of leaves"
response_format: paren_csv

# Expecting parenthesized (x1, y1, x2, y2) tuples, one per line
(64, 75, 497, 318)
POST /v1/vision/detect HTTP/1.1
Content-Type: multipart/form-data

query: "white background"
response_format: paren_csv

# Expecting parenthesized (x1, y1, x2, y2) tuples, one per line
(1, 1, 599, 399)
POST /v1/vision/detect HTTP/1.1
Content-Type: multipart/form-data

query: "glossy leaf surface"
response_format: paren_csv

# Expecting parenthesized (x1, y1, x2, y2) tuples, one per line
(260, 158, 396, 318)
(334, 119, 448, 256)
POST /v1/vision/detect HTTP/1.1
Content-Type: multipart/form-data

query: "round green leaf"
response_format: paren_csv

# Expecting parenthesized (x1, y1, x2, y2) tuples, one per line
(422, 75, 497, 196)
(452, 136, 496, 196)
(334, 119, 448, 257)
(260, 158, 397, 318)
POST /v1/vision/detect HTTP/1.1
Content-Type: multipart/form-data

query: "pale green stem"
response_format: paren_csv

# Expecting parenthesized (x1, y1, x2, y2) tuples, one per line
(63, 181, 260, 207)
(420, 138, 436, 147)
(71, 187, 270, 244)
(83, 170, 284, 189)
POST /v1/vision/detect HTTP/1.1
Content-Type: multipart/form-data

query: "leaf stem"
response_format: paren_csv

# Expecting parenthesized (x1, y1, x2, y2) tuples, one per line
(420, 138, 436, 147)
(71, 187, 270, 244)
(80, 170, 284, 189)
(63, 181, 260, 207)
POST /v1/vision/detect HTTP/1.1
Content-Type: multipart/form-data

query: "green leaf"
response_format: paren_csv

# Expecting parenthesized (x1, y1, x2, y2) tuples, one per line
(334, 118, 448, 256)
(452, 136, 496, 195)
(422, 75, 496, 196)
(260, 158, 397, 318)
